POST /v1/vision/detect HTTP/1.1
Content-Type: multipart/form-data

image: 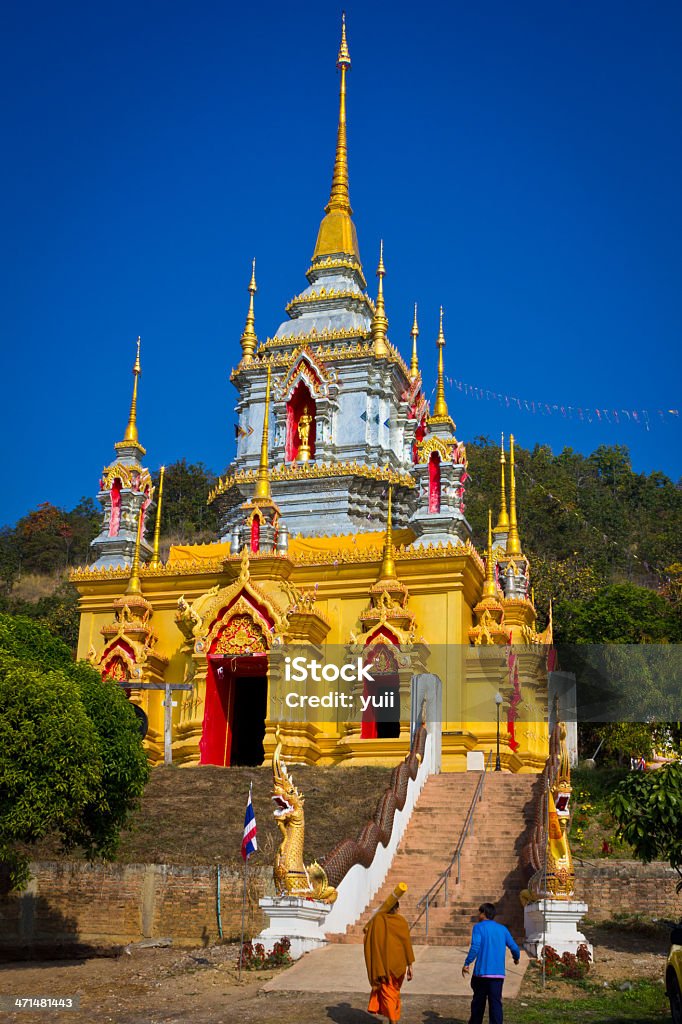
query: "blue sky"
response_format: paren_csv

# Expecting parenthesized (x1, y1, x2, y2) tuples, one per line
(1, 0, 680, 526)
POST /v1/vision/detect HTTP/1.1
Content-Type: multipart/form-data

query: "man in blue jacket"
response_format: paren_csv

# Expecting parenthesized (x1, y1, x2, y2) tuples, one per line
(461, 902, 521, 1024)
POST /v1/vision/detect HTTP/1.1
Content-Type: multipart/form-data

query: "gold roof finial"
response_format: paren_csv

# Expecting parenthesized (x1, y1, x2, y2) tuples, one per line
(126, 504, 144, 596)
(482, 509, 498, 599)
(253, 367, 272, 501)
(312, 14, 360, 261)
(378, 486, 397, 581)
(505, 433, 523, 556)
(431, 307, 450, 418)
(494, 432, 510, 533)
(240, 258, 258, 362)
(409, 303, 420, 381)
(371, 240, 389, 356)
(122, 336, 142, 444)
(149, 465, 165, 570)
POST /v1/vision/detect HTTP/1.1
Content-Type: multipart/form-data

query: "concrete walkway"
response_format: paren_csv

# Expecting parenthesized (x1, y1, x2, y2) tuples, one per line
(263, 945, 529, 997)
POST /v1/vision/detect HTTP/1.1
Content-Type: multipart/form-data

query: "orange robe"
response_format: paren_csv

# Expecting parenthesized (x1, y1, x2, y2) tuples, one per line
(363, 912, 415, 1023)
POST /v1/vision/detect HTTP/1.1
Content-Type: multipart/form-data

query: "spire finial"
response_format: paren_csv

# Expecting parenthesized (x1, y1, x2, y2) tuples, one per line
(494, 432, 510, 533)
(149, 465, 165, 569)
(240, 258, 258, 362)
(432, 307, 450, 418)
(122, 337, 142, 444)
(371, 240, 389, 356)
(482, 508, 498, 599)
(328, 12, 351, 215)
(312, 15, 360, 261)
(253, 367, 272, 501)
(126, 503, 144, 595)
(378, 486, 397, 580)
(505, 433, 523, 556)
(409, 303, 420, 381)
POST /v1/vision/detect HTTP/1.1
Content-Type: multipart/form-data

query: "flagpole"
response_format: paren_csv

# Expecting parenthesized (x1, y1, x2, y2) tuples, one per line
(239, 781, 252, 979)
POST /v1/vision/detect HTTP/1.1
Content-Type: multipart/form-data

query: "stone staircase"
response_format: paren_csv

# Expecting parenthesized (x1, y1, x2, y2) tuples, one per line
(330, 772, 540, 946)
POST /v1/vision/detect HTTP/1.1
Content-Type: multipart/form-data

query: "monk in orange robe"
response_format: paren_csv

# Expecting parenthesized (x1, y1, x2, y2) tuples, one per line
(363, 903, 415, 1023)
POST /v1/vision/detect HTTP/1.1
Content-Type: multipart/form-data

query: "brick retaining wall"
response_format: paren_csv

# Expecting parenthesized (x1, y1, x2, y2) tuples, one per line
(1, 858, 679, 955)
(574, 859, 680, 921)
(0, 862, 272, 954)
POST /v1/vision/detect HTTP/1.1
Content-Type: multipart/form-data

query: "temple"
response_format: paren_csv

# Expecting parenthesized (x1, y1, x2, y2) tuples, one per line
(72, 18, 553, 771)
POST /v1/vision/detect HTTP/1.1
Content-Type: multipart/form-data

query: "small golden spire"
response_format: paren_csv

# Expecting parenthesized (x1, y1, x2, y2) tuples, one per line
(371, 240, 389, 356)
(494, 432, 510, 532)
(312, 14, 360, 261)
(431, 307, 450, 418)
(505, 433, 523, 556)
(378, 486, 397, 580)
(482, 509, 498, 599)
(253, 367, 272, 501)
(126, 504, 144, 595)
(149, 465, 165, 569)
(122, 337, 142, 444)
(409, 303, 420, 381)
(240, 258, 258, 362)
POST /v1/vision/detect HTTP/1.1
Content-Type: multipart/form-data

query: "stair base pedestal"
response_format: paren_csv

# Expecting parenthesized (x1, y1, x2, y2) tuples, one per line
(524, 899, 593, 958)
(257, 896, 333, 960)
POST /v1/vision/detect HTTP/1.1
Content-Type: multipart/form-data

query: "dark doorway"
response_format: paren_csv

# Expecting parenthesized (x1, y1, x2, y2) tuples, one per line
(230, 676, 267, 766)
(200, 655, 268, 767)
(375, 683, 400, 739)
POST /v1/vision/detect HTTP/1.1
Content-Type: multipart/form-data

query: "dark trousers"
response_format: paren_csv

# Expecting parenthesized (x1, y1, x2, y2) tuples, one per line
(468, 976, 504, 1024)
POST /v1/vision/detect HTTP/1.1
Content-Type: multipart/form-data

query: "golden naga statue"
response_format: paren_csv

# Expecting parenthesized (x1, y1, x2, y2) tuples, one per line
(272, 728, 337, 903)
(521, 721, 575, 904)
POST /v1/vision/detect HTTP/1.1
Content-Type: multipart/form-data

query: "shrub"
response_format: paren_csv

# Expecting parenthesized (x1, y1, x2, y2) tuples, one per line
(238, 936, 292, 970)
(541, 943, 591, 980)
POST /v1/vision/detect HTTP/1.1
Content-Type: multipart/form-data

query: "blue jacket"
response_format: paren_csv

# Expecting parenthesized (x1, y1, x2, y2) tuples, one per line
(464, 919, 521, 976)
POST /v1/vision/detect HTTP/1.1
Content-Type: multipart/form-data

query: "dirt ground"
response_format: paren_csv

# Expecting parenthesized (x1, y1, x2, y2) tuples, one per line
(0, 925, 670, 1024)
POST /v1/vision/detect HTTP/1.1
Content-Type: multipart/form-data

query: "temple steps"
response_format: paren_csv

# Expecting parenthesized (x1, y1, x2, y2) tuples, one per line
(329, 772, 539, 946)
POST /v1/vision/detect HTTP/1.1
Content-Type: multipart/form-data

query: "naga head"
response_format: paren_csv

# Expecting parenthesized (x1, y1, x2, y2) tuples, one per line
(272, 727, 304, 822)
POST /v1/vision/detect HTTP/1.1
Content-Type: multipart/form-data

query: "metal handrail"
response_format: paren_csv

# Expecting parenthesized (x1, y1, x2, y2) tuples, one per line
(411, 750, 493, 936)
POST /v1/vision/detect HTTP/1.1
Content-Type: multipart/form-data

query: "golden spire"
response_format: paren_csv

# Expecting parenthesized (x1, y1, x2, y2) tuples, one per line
(494, 432, 510, 532)
(409, 303, 420, 381)
(329, 12, 351, 213)
(371, 240, 389, 356)
(122, 337, 142, 444)
(149, 465, 165, 569)
(312, 14, 360, 261)
(378, 486, 397, 580)
(253, 367, 272, 501)
(482, 509, 498, 599)
(431, 307, 450, 418)
(505, 433, 523, 556)
(240, 259, 258, 362)
(126, 504, 144, 596)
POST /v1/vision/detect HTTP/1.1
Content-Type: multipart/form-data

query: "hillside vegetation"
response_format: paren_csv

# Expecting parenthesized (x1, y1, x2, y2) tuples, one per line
(1, 443, 680, 649)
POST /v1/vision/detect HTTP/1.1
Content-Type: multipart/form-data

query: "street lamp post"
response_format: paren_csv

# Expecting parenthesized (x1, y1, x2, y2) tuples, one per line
(495, 692, 503, 771)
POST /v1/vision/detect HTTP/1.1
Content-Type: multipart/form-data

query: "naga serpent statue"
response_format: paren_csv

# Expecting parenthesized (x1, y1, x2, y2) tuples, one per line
(271, 728, 337, 904)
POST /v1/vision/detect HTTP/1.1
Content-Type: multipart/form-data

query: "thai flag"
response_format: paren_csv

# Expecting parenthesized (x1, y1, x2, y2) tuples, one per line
(241, 785, 257, 861)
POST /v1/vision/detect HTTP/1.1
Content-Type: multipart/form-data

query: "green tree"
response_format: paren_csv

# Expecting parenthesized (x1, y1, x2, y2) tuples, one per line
(0, 526, 21, 593)
(608, 761, 682, 890)
(559, 583, 682, 644)
(154, 460, 218, 541)
(0, 615, 150, 890)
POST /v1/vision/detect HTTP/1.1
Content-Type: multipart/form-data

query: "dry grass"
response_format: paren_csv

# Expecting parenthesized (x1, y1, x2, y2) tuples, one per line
(26, 765, 392, 868)
(11, 572, 64, 602)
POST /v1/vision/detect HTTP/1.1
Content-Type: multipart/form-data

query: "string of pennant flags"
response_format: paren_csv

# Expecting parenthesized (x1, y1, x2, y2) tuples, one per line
(444, 377, 679, 432)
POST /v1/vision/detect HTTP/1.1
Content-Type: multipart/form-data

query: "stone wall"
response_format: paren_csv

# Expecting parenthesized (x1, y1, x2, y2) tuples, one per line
(2, 858, 680, 956)
(574, 859, 681, 921)
(0, 862, 272, 955)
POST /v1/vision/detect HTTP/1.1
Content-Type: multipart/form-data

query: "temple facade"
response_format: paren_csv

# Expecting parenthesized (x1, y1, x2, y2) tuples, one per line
(72, 18, 552, 772)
